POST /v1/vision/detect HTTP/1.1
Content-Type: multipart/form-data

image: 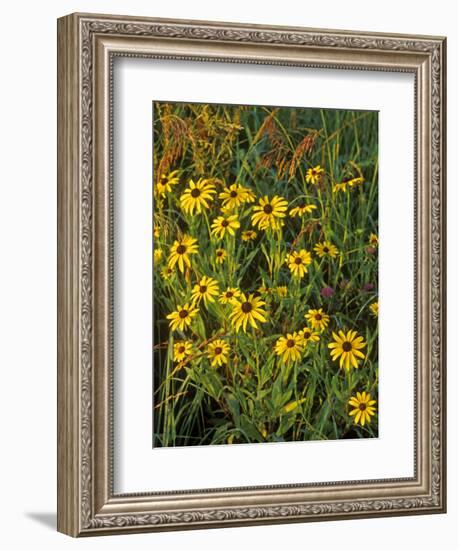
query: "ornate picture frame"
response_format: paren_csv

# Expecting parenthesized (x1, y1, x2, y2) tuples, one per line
(57, 12, 446, 536)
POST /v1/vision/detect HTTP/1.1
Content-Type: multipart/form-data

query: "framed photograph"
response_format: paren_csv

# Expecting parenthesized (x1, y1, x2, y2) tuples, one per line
(57, 13, 446, 536)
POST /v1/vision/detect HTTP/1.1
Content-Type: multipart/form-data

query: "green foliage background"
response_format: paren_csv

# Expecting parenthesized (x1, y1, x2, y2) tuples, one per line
(153, 102, 378, 446)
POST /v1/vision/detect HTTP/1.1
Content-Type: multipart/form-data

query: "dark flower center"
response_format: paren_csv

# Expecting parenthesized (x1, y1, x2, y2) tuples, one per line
(294, 257, 302, 265)
(286, 339, 295, 348)
(217, 251, 223, 257)
(178, 346, 185, 354)
(342, 342, 352, 352)
(190, 188, 201, 198)
(230, 191, 238, 198)
(214, 347, 222, 355)
(199, 285, 207, 293)
(221, 220, 229, 227)
(263, 204, 273, 214)
(160, 177, 168, 185)
(303, 331, 311, 339)
(226, 292, 233, 298)
(241, 302, 252, 313)
(315, 314, 322, 321)
(176, 244, 187, 255)
(323, 247, 329, 253)
(179, 309, 188, 319)
(359, 403, 367, 411)
(311, 170, 317, 176)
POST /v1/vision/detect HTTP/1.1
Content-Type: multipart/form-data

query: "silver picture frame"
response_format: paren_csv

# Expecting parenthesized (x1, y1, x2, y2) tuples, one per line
(57, 12, 446, 536)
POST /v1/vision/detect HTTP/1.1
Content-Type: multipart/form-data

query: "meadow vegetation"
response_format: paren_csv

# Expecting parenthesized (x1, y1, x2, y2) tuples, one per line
(152, 102, 379, 446)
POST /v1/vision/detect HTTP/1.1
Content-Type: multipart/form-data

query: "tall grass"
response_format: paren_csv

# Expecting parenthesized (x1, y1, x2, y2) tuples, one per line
(153, 102, 378, 446)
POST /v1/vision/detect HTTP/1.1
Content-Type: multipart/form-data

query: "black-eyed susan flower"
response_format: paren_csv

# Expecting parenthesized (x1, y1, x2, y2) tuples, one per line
(219, 183, 255, 210)
(305, 308, 330, 331)
(306, 165, 324, 184)
(348, 391, 377, 426)
(229, 293, 267, 332)
(314, 240, 339, 259)
(173, 340, 193, 362)
(166, 303, 199, 331)
(180, 178, 216, 215)
(298, 326, 320, 347)
(333, 177, 364, 193)
(328, 329, 366, 370)
(239, 185, 256, 202)
(191, 276, 219, 306)
(369, 301, 379, 317)
(289, 203, 317, 218)
(211, 214, 240, 239)
(258, 283, 272, 295)
(286, 249, 312, 278)
(215, 248, 227, 264)
(333, 182, 348, 193)
(251, 195, 288, 231)
(207, 339, 230, 368)
(369, 233, 379, 246)
(155, 170, 180, 197)
(219, 287, 241, 305)
(153, 248, 163, 264)
(168, 235, 198, 273)
(241, 230, 257, 241)
(161, 266, 174, 280)
(274, 332, 304, 363)
(275, 286, 288, 298)
(347, 176, 364, 187)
